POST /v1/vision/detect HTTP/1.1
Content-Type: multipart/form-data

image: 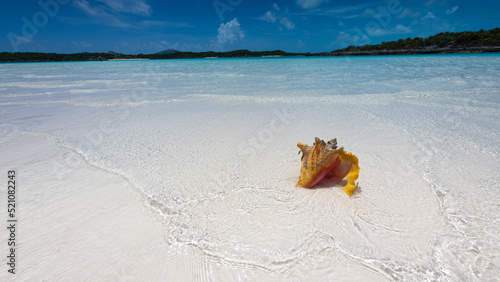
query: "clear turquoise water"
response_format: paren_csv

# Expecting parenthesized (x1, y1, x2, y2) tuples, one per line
(1, 54, 500, 280)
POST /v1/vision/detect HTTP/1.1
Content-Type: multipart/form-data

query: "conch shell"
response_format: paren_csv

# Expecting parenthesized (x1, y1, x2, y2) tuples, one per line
(296, 137, 359, 196)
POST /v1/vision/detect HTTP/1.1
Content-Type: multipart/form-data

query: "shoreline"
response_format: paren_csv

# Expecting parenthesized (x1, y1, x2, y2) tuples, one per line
(2, 45, 500, 63)
(108, 58, 150, 60)
(1, 48, 499, 63)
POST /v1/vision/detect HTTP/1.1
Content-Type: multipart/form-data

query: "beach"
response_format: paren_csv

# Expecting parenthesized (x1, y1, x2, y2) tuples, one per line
(1, 55, 499, 280)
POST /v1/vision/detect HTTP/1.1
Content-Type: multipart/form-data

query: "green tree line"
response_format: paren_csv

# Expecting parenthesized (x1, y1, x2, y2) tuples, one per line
(0, 49, 302, 63)
(334, 28, 500, 53)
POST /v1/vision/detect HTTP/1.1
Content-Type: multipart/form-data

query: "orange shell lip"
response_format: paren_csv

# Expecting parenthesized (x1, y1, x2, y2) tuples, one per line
(296, 137, 359, 196)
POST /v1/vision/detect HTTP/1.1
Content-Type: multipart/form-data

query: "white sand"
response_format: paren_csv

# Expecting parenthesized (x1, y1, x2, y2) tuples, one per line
(1, 56, 500, 280)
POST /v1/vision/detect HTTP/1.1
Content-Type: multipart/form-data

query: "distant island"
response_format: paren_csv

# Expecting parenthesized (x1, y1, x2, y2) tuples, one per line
(325, 27, 500, 56)
(0, 49, 302, 63)
(1, 28, 499, 62)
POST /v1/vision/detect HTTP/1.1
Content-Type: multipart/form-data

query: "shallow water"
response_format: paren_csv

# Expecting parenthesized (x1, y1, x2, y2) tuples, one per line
(1, 55, 500, 280)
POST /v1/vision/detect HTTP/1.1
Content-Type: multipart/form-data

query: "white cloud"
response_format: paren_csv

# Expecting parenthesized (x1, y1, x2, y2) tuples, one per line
(73, 0, 135, 28)
(446, 6, 459, 14)
(73, 0, 190, 29)
(216, 18, 244, 46)
(296, 0, 329, 9)
(312, 3, 376, 19)
(361, 8, 375, 17)
(280, 18, 295, 30)
(96, 0, 152, 16)
(273, 3, 279, 11)
(332, 30, 370, 49)
(14, 36, 35, 44)
(424, 0, 441, 6)
(7, 34, 35, 51)
(397, 8, 421, 19)
(258, 9, 296, 31)
(366, 24, 413, 36)
(73, 0, 136, 28)
(421, 12, 436, 21)
(258, 11, 277, 23)
(75, 0, 152, 17)
(74, 0, 104, 17)
(393, 24, 412, 34)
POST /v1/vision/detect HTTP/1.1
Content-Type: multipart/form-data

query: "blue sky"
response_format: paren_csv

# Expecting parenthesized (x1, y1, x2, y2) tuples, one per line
(1, 0, 499, 54)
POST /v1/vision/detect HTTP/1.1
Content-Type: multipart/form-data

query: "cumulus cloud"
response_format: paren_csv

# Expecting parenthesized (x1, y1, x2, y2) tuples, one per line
(332, 29, 371, 49)
(421, 12, 436, 21)
(217, 18, 244, 46)
(258, 11, 277, 23)
(280, 18, 295, 30)
(393, 24, 412, 34)
(446, 6, 459, 14)
(273, 3, 279, 11)
(258, 7, 296, 31)
(296, 0, 329, 9)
